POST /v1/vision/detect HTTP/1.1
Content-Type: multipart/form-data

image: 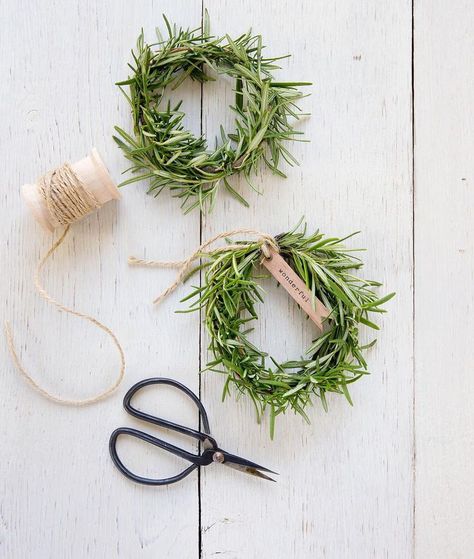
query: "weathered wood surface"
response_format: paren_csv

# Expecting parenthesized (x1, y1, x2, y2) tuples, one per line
(414, 1, 474, 557)
(0, 1, 471, 557)
(200, 2, 413, 557)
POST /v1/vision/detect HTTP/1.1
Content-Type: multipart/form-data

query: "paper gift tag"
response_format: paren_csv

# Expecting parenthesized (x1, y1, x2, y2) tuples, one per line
(261, 245, 330, 331)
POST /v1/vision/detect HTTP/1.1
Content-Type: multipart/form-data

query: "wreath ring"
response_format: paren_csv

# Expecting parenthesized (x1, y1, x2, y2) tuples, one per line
(132, 223, 394, 437)
(114, 16, 310, 213)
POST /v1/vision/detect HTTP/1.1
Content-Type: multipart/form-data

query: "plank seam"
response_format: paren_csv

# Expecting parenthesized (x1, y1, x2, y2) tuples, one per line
(411, 1, 417, 556)
(198, 5, 204, 559)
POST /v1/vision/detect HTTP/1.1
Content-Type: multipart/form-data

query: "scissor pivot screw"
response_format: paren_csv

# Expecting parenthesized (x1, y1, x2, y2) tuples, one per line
(212, 451, 225, 463)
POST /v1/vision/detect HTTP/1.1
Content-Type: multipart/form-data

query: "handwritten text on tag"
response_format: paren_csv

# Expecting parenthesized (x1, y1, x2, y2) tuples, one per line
(261, 246, 330, 331)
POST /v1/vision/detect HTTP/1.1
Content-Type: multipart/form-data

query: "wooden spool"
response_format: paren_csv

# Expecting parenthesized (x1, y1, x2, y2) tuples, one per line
(21, 148, 120, 232)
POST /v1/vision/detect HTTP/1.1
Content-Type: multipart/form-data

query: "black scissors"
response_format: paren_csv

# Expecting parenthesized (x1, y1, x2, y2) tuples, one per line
(109, 378, 277, 485)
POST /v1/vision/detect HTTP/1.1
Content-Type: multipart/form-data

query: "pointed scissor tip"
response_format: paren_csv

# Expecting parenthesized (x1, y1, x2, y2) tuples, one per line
(243, 466, 279, 482)
(217, 449, 278, 482)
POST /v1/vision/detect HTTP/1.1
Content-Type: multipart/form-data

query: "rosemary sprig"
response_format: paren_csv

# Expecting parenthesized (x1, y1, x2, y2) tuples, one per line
(179, 222, 395, 438)
(114, 15, 311, 213)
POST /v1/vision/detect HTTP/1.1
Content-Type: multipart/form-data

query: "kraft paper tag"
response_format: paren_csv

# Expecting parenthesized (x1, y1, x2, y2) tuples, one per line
(261, 246, 330, 331)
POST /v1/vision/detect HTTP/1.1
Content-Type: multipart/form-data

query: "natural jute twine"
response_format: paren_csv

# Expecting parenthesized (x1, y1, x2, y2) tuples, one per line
(38, 163, 101, 225)
(128, 229, 279, 304)
(5, 163, 125, 405)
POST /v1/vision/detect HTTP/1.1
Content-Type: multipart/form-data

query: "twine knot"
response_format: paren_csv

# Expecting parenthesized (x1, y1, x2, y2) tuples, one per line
(129, 229, 279, 304)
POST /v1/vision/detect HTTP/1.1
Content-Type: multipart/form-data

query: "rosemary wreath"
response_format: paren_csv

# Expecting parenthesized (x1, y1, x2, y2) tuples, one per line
(114, 15, 310, 213)
(178, 223, 394, 437)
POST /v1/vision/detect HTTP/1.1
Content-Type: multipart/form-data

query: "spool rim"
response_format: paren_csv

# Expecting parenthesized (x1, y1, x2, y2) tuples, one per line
(90, 148, 121, 200)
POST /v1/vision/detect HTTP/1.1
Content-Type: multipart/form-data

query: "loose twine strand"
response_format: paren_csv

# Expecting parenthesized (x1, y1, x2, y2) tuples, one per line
(128, 229, 279, 304)
(5, 163, 125, 405)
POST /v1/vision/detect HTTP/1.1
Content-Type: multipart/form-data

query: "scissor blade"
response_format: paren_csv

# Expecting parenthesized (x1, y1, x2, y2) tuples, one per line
(219, 450, 278, 482)
(224, 461, 277, 482)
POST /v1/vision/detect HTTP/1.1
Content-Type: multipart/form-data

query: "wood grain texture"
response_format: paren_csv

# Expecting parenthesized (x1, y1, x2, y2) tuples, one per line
(2, 1, 472, 558)
(0, 1, 201, 557)
(199, 2, 414, 558)
(414, 2, 474, 557)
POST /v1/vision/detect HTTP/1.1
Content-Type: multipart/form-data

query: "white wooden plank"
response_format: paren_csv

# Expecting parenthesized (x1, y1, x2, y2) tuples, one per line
(414, 2, 474, 557)
(199, 2, 414, 557)
(0, 1, 201, 557)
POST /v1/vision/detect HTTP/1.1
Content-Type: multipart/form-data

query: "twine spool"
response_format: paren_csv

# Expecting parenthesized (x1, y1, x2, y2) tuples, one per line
(5, 149, 125, 405)
(22, 148, 119, 231)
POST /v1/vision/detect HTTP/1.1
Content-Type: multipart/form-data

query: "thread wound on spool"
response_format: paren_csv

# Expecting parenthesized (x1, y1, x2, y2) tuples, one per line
(38, 163, 101, 226)
(22, 149, 119, 232)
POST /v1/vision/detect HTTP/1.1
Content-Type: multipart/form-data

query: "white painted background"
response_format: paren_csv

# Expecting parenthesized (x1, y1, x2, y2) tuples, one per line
(0, 1, 472, 557)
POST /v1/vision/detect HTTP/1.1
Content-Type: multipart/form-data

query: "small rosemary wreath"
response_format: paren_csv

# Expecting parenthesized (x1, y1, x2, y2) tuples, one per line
(114, 15, 310, 213)
(180, 223, 394, 437)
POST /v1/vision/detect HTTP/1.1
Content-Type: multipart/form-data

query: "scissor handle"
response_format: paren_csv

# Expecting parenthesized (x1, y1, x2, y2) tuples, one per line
(124, 377, 215, 443)
(109, 377, 217, 486)
(109, 428, 205, 485)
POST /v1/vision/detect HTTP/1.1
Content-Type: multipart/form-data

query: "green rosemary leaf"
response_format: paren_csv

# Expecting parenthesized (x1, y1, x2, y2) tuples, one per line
(222, 178, 249, 207)
(358, 317, 380, 330)
(203, 8, 210, 37)
(362, 292, 396, 309)
(341, 383, 353, 406)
